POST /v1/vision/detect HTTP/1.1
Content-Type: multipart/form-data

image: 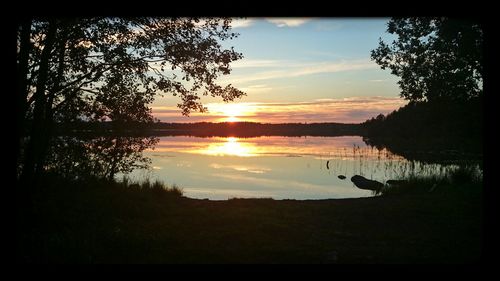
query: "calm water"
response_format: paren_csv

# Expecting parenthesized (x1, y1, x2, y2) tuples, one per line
(123, 135, 464, 200)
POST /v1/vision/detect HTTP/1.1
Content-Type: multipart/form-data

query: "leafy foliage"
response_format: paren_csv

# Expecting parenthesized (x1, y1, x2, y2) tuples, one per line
(17, 17, 245, 181)
(20, 18, 245, 123)
(371, 18, 483, 102)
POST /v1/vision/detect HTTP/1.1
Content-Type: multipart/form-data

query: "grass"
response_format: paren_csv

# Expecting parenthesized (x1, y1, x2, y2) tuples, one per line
(119, 176, 183, 197)
(17, 174, 482, 263)
(378, 164, 483, 196)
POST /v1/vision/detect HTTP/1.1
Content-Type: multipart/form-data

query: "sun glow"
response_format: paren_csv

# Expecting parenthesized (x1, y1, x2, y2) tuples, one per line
(152, 97, 406, 124)
(226, 116, 240, 122)
(196, 137, 259, 157)
(207, 103, 256, 122)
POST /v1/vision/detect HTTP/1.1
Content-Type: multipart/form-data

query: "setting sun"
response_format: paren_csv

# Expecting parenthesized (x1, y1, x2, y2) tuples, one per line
(207, 103, 256, 122)
(226, 116, 239, 122)
(193, 137, 259, 157)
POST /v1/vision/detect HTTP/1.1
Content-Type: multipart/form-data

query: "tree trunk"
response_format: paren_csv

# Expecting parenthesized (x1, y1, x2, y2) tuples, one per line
(20, 20, 58, 188)
(16, 19, 32, 177)
(37, 23, 69, 177)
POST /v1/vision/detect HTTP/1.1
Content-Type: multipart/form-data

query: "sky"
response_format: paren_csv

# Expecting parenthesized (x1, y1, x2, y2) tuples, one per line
(151, 18, 407, 123)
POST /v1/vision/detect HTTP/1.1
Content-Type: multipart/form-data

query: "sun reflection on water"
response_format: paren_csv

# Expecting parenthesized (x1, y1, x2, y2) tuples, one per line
(194, 137, 259, 157)
(128, 135, 479, 200)
(150, 136, 407, 160)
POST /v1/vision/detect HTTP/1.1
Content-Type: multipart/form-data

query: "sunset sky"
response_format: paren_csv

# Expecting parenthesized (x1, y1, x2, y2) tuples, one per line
(151, 18, 407, 123)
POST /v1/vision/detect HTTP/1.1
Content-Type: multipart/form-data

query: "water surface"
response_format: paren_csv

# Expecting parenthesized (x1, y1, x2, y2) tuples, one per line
(125, 135, 460, 200)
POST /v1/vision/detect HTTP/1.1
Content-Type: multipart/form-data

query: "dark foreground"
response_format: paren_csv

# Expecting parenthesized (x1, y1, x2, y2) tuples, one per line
(17, 178, 482, 263)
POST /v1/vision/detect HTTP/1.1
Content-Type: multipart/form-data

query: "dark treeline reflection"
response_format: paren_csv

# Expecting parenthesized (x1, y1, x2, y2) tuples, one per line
(43, 136, 158, 180)
(42, 128, 482, 182)
(363, 137, 483, 166)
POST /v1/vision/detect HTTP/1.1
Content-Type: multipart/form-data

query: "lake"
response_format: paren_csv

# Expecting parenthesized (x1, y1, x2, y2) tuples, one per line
(123, 135, 464, 200)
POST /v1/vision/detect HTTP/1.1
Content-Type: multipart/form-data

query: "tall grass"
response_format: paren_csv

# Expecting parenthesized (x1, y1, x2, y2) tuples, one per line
(118, 176, 183, 197)
(325, 143, 482, 197)
(30, 171, 183, 199)
(378, 164, 482, 196)
(448, 164, 482, 185)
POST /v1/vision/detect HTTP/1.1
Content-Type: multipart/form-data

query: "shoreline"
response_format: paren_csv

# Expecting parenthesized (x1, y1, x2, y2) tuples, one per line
(17, 177, 482, 263)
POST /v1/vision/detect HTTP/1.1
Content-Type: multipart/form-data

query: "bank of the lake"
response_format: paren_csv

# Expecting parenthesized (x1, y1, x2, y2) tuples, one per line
(17, 177, 482, 263)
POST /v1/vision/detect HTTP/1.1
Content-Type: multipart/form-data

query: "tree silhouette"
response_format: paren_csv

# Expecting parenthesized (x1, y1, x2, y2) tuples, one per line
(371, 17, 483, 103)
(16, 17, 245, 185)
(45, 136, 159, 181)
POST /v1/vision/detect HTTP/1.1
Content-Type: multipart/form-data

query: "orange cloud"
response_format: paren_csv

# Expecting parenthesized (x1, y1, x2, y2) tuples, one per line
(151, 96, 407, 123)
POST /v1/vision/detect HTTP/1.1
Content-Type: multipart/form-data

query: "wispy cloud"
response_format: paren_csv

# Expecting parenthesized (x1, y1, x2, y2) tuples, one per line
(231, 18, 255, 28)
(224, 59, 378, 84)
(151, 96, 407, 123)
(231, 59, 284, 68)
(293, 60, 377, 76)
(266, 18, 311, 27)
(369, 79, 385, 82)
(238, 84, 274, 94)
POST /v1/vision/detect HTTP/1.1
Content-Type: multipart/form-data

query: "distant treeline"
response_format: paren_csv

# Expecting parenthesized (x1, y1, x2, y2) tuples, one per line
(53, 121, 365, 138)
(363, 98, 482, 139)
(362, 97, 483, 156)
(50, 98, 483, 157)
